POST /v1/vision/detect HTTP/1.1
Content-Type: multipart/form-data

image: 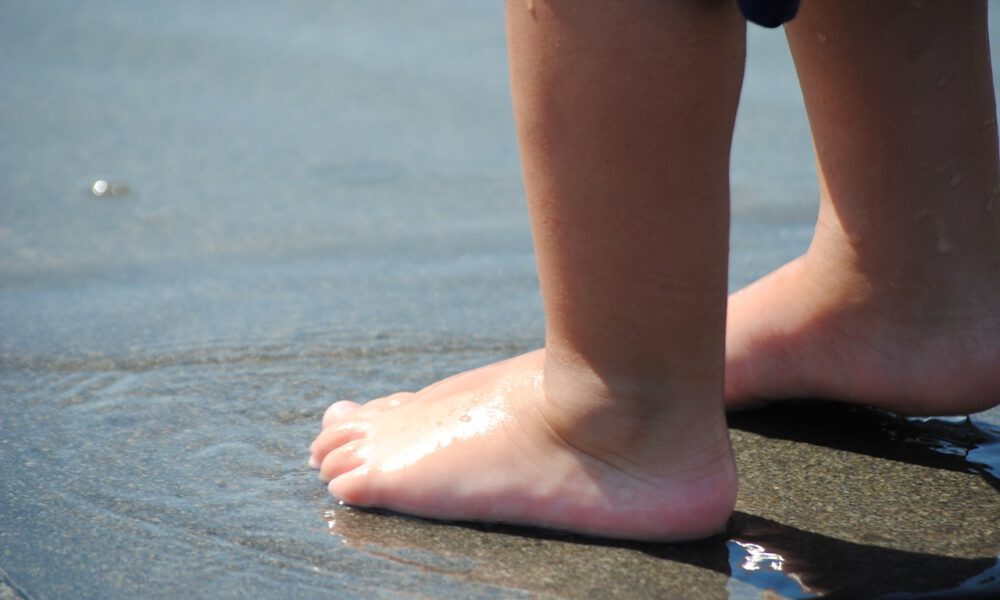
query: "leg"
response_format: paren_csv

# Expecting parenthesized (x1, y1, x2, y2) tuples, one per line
(310, 0, 746, 541)
(727, 0, 1000, 414)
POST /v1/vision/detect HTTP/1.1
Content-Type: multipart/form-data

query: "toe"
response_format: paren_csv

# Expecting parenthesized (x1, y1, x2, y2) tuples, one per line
(323, 400, 362, 429)
(328, 467, 376, 506)
(311, 423, 366, 467)
(320, 440, 368, 483)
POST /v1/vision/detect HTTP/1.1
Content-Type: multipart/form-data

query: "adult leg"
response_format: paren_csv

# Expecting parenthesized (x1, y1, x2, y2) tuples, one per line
(727, 0, 1000, 414)
(311, 0, 746, 541)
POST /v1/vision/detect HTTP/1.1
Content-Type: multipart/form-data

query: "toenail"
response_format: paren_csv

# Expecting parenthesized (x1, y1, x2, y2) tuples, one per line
(325, 401, 358, 422)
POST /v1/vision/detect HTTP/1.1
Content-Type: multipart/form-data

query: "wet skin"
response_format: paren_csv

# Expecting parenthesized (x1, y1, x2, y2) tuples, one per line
(311, 351, 738, 541)
(310, 0, 1000, 541)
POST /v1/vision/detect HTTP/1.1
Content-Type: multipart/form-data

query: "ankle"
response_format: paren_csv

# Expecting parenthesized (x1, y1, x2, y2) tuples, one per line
(803, 230, 1000, 321)
(542, 343, 724, 417)
(810, 207, 1000, 294)
(536, 347, 730, 476)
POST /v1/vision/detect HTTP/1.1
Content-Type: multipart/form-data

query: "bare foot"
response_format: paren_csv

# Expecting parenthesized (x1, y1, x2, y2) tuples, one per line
(726, 252, 1000, 415)
(310, 350, 737, 541)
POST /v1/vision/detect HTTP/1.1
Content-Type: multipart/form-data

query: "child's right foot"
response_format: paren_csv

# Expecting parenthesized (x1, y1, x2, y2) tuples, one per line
(725, 248, 1000, 416)
(311, 350, 738, 541)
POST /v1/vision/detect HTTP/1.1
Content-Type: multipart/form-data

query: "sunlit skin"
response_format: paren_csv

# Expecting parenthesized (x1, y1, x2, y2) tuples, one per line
(311, 351, 737, 541)
(311, 0, 1000, 541)
(726, 0, 1000, 414)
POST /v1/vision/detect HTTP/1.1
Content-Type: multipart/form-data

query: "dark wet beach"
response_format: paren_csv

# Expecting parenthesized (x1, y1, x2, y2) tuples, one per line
(2, 1, 999, 598)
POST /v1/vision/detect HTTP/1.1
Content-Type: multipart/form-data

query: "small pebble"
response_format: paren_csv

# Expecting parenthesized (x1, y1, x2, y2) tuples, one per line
(91, 180, 130, 197)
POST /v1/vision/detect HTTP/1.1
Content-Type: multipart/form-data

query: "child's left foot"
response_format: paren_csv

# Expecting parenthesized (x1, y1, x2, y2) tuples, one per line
(310, 350, 737, 541)
(725, 251, 1000, 415)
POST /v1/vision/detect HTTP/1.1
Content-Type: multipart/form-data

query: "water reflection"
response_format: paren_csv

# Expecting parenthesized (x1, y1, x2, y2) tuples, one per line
(727, 540, 816, 599)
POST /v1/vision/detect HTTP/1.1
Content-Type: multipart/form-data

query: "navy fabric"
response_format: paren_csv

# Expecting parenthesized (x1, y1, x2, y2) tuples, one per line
(738, 0, 800, 28)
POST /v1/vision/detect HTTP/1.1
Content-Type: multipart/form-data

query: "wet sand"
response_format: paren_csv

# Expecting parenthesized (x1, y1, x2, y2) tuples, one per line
(1, 1, 999, 598)
(317, 406, 1000, 598)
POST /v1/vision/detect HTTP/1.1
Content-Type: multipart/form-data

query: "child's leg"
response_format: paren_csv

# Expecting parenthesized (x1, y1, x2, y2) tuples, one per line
(310, 0, 745, 541)
(727, 0, 1000, 414)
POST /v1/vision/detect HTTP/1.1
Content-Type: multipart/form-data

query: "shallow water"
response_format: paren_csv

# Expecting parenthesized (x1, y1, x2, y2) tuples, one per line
(2, 2, 1000, 598)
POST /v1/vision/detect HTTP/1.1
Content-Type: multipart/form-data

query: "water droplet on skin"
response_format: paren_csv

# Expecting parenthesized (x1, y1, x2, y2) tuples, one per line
(377, 397, 511, 473)
(935, 221, 951, 254)
(937, 67, 957, 89)
(846, 228, 864, 246)
(683, 36, 710, 46)
(816, 32, 828, 44)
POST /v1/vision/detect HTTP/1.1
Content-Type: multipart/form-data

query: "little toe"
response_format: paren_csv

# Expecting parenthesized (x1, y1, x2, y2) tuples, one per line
(323, 400, 362, 429)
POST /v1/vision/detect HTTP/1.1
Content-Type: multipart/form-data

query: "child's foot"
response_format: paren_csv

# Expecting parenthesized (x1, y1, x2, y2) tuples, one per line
(310, 350, 737, 541)
(725, 251, 1000, 415)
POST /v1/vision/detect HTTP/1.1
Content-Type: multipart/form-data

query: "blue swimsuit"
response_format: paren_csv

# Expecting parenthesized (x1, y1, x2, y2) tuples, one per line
(737, 0, 800, 28)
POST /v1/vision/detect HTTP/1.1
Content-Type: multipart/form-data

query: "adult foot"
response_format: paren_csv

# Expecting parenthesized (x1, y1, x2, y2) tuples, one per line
(310, 350, 737, 541)
(725, 251, 1000, 415)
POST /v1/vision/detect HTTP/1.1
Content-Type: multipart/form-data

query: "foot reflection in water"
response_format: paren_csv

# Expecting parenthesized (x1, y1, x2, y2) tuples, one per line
(726, 539, 816, 599)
